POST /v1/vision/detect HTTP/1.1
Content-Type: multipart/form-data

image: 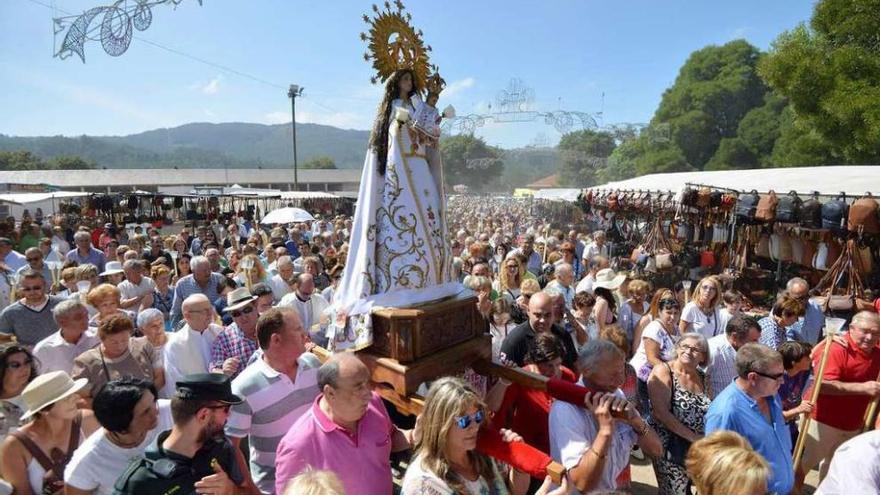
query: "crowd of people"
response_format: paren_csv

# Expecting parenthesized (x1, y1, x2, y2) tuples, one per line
(0, 199, 878, 494)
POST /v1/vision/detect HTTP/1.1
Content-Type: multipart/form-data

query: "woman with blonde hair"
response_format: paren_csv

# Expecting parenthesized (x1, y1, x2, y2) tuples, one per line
(494, 255, 525, 303)
(234, 253, 269, 288)
(402, 376, 566, 495)
(283, 469, 345, 495)
(685, 430, 769, 495)
(680, 276, 723, 338)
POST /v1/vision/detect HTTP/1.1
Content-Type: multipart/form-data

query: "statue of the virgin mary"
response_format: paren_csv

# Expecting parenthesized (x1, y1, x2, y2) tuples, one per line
(326, 69, 461, 351)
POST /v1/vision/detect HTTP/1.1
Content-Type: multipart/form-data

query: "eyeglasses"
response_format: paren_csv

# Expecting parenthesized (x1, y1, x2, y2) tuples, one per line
(658, 299, 680, 310)
(455, 410, 485, 429)
(5, 358, 33, 370)
(230, 305, 255, 318)
(750, 369, 785, 381)
(26, 257, 41, 262)
(679, 344, 704, 355)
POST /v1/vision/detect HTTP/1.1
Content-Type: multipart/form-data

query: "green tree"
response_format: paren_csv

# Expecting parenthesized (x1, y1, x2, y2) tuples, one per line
(0, 150, 46, 170)
(557, 130, 616, 187)
(735, 92, 788, 165)
(760, 0, 880, 163)
(300, 156, 337, 169)
(769, 106, 839, 166)
(655, 40, 768, 169)
(48, 155, 95, 169)
(704, 138, 758, 170)
(440, 135, 504, 190)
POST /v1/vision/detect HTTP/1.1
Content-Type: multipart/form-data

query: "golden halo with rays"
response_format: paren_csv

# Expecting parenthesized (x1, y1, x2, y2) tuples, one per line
(360, 1, 431, 92)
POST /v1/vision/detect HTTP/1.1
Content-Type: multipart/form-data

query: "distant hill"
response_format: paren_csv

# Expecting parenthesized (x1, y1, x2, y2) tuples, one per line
(0, 122, 371, 169)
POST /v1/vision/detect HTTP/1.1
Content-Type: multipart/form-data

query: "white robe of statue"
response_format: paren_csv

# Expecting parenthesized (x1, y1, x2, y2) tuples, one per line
(329, 98, 461, 350)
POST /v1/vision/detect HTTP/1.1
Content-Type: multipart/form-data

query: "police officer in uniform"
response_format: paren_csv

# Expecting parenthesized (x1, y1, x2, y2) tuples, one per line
(113, 373, 249, 495)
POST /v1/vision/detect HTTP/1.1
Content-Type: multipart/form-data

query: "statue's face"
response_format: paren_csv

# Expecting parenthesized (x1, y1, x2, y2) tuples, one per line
(398, 72, 413, 94)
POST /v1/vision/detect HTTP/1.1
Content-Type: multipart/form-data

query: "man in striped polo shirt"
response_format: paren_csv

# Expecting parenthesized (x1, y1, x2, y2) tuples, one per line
(225, 306, 321, 494)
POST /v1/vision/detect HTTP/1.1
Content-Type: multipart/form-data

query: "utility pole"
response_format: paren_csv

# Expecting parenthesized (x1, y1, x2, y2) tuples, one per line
(288, 84, 304, 190)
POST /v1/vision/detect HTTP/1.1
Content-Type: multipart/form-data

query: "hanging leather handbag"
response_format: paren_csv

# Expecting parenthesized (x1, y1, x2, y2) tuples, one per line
(822, 193, 848, 232)
(755, 233, 771, 258)
(755, 190, 779, 223)
(696, 187, 712, 208)
(775, 191, 802, 224)
(800, 192, 823, 229)
(735, 190, 760, 223)
(848, 194, 880, 234)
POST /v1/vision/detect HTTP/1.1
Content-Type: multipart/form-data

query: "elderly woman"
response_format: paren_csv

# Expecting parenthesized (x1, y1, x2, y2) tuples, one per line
(86, 283, 136, 329)
(402, 376, 560, 495)
(0, 344, 39, 441)
(302, 256, 330, 292)
(0, 371, 99, 495)
(463, 275, 492, 318)
(71, 315, 164, 406)
(680, 276, 723, 338)
(648, 332, 712, 494)
(619, 279, 651, 345)
(150, 264, 174, 330)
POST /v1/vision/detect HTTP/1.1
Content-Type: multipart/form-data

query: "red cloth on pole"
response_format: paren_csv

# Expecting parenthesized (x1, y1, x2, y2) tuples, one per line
(476, 427, 551, 479)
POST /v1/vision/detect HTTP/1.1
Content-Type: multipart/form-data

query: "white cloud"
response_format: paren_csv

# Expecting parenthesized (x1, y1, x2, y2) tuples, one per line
(202, 75, 222, 95)
(442, 77, 475, 98)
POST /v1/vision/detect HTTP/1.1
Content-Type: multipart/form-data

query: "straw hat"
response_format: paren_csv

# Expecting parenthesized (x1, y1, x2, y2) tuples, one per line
(223, 287, 257, 313)
(99, 261, 124, 277)
(593, 268, 626, 290)
(20, 371, 87, 420)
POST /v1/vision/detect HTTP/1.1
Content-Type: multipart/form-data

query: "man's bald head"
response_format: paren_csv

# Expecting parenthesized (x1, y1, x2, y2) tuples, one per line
(182, 294, 213, 331)
(528, 292, 554, 334)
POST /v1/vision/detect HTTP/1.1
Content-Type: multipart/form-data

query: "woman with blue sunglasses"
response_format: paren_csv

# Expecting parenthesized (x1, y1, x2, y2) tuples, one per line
(401, 376, 569, 495)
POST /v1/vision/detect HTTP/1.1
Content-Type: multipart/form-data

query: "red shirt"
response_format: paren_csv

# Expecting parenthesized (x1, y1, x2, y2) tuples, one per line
(812, 334, 880, 430)
(493, 365, 577, 454)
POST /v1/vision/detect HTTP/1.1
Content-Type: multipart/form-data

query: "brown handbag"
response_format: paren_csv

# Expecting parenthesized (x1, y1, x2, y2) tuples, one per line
(697, 187, 712, 208)
(755, 190, 779, 223)
(800, 240, 817, 267)
(848, 194, 880, 234)
(755, 233, 771, 258)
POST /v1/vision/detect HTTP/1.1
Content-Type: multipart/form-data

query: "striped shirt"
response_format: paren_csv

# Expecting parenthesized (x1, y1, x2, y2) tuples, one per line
(226, 353, 321, 494)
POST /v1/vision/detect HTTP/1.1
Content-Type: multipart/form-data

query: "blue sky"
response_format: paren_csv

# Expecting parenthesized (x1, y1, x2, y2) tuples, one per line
(0, 0, 816, 148)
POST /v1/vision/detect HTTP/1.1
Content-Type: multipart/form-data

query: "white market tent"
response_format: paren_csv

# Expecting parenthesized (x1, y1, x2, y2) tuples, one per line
(0, 191, 89, 219)
(533, 188, 581, 202)
(588, 166, 880, 197)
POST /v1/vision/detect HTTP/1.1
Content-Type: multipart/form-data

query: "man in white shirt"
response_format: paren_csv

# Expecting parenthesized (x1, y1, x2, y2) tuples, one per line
(816, 430, 880, 494)
(546, 263, 575, 309)
(706, 315, 762, 399)
(575, 256, 608, 295)
(279, 273, 328, 347)
(117, 260, 155, 313)
(162, 294, 223, 398)
(64, 377, 173, 495)
(583, 231, 609, 264)
(513, 235, 543, 276)
(33, 299, 99, 375)
(268, 256, 294, 303)
(0, 237, 27, 272)
(549, 339, 662, 493)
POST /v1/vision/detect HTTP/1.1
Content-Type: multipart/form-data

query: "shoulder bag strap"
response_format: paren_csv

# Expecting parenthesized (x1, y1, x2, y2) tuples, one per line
(9, 430, 55, 472)
(99, 347, 112, 382)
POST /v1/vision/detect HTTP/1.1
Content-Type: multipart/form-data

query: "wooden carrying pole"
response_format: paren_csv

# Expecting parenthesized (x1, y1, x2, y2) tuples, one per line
(792, 329, 838, 469)
(861, 367, 880, 432)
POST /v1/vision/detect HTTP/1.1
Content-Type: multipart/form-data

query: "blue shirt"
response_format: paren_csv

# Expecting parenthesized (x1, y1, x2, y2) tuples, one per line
(706, 382, 793, 495)
(65, 247, 106, 273)
(786, 299, 823, 344)
(169, 272, 227, 328)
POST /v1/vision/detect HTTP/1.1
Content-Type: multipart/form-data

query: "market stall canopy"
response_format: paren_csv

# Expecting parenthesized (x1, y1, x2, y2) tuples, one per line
(533, 188, 581, 202)
(278, 191, 340, 200)
(0, 191, 90, 220)
(260, 207, 315, 225)
(590, 166, 880, 196)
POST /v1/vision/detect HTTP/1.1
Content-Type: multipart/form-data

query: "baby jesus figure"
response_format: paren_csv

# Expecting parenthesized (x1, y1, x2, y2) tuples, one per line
(411, 72, 454, 147)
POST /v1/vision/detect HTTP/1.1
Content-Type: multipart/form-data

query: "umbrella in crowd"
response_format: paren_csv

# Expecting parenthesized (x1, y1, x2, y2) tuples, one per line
(260, 207, 315, 225)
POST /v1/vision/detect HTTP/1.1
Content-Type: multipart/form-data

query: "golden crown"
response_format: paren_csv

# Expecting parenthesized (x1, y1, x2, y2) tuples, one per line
(360, 1, 432, 91)
(425, 69, 446, 97)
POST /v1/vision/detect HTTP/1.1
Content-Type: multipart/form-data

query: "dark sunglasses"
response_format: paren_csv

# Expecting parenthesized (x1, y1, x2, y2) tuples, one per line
(230, 305, 255, 318)
(5, 358, 33, 370)
(658, 299, 680, 310)
(455, 410, 485, 429)
(751, 369, 784, 381)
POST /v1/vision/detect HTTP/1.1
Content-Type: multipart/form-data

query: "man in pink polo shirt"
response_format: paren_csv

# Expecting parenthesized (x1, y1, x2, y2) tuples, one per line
(274, 352, 415, 494)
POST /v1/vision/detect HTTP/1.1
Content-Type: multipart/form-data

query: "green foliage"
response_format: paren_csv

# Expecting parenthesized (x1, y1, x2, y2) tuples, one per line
(0, 150, 95, 171)
(301, 156, 336, 169)
(760, 0, 880, 163)
(704, 138, 758, 170)
(557, 130, 617, 187)
(439, 134, 504, 191)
